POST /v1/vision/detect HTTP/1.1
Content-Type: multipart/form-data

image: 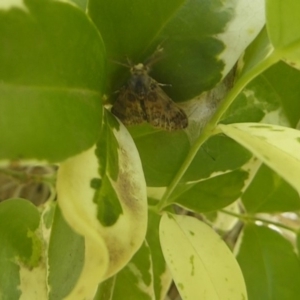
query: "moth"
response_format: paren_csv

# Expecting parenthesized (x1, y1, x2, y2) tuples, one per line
(111, 50, 188, 131)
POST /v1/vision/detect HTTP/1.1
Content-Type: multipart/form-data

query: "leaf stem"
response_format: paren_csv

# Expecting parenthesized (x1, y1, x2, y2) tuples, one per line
(220, 209, 298, 233)
(156, 53, 279, 211)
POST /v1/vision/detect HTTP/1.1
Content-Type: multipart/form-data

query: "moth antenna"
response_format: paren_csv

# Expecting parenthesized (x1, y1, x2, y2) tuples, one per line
(126, 56, 134, 67)
(109, 58, 131, 68)
(144, 47, 164, 67)
(144, 38, 169, 66)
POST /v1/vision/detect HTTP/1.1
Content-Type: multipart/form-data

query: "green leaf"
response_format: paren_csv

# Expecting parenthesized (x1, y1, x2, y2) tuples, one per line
(159, 214, 247, 300)
(220, 28, 280, 133)
(218, 123, 300, 195)
(132, 129, 190, 187)
(48, 205, 85, 300)
(238, 27, 275, 80)
(223, 60, 300, 127)
(172, 170, 248, 212)
(183, 135, 252, 182)
(221, 65, 282, 125)
(89, 0, 264, 100)
(297, 232, 300, 259)
(0, 0, 105, 161)
(266, 0, 300, 64)
(0, 199, 42, 299)
(233, 1, 300, 105)
(92, 176, 123, 227)
(69, 0, 87, 10)
(236, 224, 300, 300)
(262, 61, 300, 127)
(93, 112, 122, 226)
(133, 132, 251, 187)
(242, 164, 300, 213)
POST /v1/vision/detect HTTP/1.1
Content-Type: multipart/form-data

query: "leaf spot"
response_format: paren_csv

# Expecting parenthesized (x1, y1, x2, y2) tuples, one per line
(190, 255, 195, 276)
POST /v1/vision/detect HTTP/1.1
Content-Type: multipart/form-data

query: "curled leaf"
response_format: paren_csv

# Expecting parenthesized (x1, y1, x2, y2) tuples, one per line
(57, 120, 147, 297)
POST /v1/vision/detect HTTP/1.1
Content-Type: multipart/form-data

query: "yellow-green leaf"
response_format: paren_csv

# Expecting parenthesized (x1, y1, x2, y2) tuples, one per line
(56, 122, 148, 298)
(159, 214, 247, 300)
(218, 123, 300, 194)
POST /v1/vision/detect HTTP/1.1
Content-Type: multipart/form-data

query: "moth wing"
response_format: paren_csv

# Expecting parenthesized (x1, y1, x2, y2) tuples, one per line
(111, 87, 146, 125)
(144, 82, 188, 131)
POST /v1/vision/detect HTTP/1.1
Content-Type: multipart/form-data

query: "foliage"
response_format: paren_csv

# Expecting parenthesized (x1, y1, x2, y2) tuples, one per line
(1, 0, 300, 299)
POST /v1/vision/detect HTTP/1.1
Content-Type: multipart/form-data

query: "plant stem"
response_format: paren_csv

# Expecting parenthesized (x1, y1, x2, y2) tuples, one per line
(156, 53, 279, 211)
(220, 209, 298, 233)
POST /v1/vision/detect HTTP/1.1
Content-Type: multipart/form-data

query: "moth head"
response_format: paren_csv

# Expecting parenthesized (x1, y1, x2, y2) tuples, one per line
(130, 63, 150, 75)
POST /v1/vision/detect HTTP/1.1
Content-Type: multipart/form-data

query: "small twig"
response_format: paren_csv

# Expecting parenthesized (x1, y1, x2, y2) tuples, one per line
(220, 209, 298, 233)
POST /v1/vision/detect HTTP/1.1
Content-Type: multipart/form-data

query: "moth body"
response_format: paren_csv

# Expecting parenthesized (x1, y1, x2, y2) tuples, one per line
(112, 57, 188, 131)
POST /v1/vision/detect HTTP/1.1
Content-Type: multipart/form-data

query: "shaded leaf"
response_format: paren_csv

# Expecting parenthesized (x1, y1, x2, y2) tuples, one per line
(223, 60, 300, 128)
(236, 224, 300, 300)
(133, 132, 251, 187)
(48, 205, 85, 300)
(89, 0, 264, 100)
(262, 61, 300, 127)
(132, 129, 190, 187)
(146, 210, 172, 300)
(242, 164, 300, 213)
(173, 170, 248, 212)
(183, 135, 252, 182)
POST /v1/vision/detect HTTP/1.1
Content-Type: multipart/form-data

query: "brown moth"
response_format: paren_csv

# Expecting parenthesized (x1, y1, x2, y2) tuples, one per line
(111, 50, 188, 131)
